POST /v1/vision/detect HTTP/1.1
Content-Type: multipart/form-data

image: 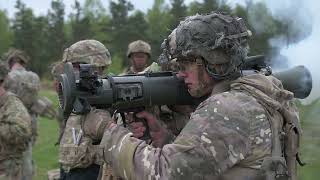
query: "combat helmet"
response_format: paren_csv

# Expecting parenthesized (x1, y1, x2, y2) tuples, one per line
(127, 40, 151, 58)
(5, 48, 30, 65)
(62, 39, 111, 67)
(0, 61, 9, 81)
(159, 12, 252, 80)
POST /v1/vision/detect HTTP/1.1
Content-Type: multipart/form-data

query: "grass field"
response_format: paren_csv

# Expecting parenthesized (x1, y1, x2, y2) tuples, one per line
(33, 89, 320, 179)
(33, 90, 60, 180)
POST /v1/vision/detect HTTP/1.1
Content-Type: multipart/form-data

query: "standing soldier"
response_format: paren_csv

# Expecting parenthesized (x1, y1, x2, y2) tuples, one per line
(58, 40, 113, 180)
(122, 40, 151, 74)
(4, 48, 41, 180)
(82, 12, 301, 179)
(0, 61, 32, 180)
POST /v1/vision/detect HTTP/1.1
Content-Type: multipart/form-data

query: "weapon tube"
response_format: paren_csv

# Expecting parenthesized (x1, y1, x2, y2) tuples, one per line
(58, 58, 313, 119)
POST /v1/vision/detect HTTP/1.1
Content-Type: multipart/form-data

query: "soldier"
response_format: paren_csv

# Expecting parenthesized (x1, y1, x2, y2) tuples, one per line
(58, 39, 112, 180)
(0, 61, 32, 180)
(82, 12, 301, 179)
(122, 40, 151, 74)
(4, 48, 41, 180)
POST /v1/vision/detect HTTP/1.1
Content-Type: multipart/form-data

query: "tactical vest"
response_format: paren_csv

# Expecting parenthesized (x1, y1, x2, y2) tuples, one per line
(59, 114, 103, 172)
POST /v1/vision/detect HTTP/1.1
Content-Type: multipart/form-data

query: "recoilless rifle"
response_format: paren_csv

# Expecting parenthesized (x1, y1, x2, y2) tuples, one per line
(57, 55, 312, 139)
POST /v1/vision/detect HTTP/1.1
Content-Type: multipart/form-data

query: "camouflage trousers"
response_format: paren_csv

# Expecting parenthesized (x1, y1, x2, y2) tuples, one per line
(0, 159, 23, 180)
(21, 142, 35, 180)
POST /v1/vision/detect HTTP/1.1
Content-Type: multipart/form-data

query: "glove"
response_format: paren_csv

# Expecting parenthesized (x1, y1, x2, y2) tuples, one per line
(81, 109, 113, 140)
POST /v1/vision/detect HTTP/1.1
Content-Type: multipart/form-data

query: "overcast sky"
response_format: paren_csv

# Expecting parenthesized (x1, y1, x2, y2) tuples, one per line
(0, 0, 245, 18)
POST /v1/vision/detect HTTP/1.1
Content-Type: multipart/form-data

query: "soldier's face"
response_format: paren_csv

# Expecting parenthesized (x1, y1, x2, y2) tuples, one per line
(177, 61, 214, 97)
(131, 52, 148, 71)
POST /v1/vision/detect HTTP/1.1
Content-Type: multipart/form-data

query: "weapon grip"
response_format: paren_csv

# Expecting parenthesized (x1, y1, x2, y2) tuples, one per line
(133, 113, 151, 141)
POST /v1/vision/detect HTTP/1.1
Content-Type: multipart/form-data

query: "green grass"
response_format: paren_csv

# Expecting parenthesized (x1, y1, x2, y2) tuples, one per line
(33, 89, 320, 179)
(298, 99, 320, 179)
(33, 90, 60, 180)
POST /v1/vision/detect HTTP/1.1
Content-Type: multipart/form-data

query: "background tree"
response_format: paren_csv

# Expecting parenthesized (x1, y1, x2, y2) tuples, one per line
(68, 0, 93, 43)
(107, 0, 134, 66)
(169, 0, 187, 29)
(188, 0, 230, 15)
(146, 0, 172, 61)
(12, 0, 38, 72)
(0, 10, 13, 56)
(47, 0, 66, 64)
(1, 0, 308, 76)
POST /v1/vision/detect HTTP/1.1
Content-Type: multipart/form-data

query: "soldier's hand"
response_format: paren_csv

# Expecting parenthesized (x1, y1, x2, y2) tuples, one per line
(126, 112, 147, 139)
(82, 109, 113, 140)
(136, 111, 171, 147)
(128, 121, 146, 139)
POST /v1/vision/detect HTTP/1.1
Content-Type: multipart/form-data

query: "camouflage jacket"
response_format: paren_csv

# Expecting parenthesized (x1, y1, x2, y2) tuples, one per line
(0, 92, 32, 161)
(59, 109, 111, 172)
(5, 67, 40, 111)
(120, 66, 147, 75)
(99, 74, 298, 180)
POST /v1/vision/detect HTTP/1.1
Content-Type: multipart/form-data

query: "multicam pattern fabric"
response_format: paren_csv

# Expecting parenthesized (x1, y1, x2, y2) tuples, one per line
(99, 73, 298, 180)
(0, 92, 32, 180)
(4, 48, 30, 64)
(59, 114, 95, 171)
(62, 39, 111, 66)
(5, 67, 40, 109)
(59, 109, 111, 171)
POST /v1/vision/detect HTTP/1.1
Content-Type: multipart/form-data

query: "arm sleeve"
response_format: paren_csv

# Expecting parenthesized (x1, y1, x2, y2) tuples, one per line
(0, 96, 32, 150)
(101, 94, 252, 180)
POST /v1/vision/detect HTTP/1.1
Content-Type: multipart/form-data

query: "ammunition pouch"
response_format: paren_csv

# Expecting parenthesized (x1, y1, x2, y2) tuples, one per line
(261, 156, 289, 180)
(59, 137, 96, 171)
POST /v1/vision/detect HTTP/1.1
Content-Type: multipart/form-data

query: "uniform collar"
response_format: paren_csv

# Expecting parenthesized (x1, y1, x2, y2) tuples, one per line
(211, 80, 231, 95)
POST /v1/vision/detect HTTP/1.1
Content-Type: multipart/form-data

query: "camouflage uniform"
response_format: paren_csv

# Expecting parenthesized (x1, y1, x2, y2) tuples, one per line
(58, 40, 112, 180)
(4, 49, 40, 180)
(0, 62, 32, 180)
(5, 66, 41, 140)
(90, 12, 301, 180)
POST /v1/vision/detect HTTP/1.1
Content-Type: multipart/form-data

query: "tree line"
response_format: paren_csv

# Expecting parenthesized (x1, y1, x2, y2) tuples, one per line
(0, 0, 303, 77)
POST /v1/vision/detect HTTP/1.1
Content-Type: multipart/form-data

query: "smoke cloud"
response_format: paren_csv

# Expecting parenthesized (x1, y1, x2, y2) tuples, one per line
(246, 0, 319, 103)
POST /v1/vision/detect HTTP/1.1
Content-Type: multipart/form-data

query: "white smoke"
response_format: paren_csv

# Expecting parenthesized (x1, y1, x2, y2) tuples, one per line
(281, 0, 320, 102)
(242, 0, 319, 103)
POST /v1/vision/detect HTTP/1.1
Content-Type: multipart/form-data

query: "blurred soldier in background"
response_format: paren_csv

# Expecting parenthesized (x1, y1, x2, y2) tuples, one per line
(4, 48, 41, 180)
(57, 39, 113, 180)
(0, 61, 32, 180)
(122, 40, 151, 74)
